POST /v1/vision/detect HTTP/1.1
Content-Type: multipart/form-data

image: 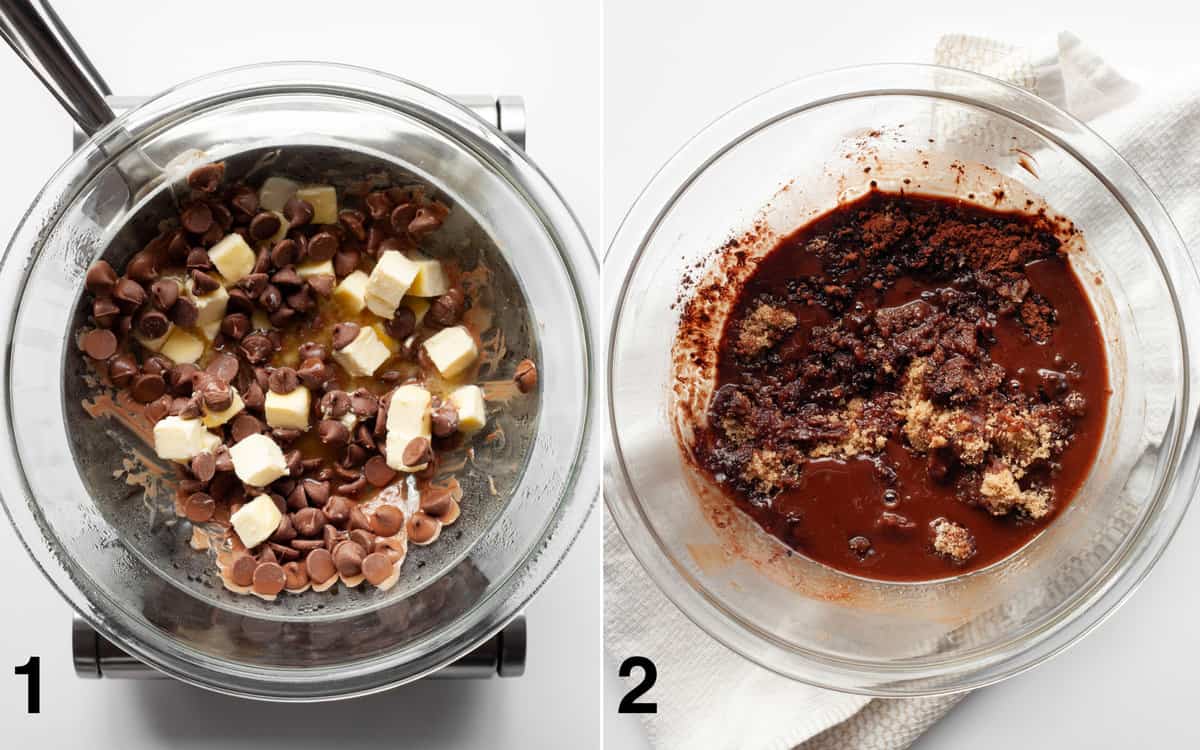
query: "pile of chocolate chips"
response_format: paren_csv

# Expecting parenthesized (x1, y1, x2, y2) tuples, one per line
(76, 162, 536, 597)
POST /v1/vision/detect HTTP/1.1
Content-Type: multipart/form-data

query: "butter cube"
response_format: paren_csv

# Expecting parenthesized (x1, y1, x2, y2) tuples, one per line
(230, 494, 282, 549)
(187, 280, 229, 326)
(154, 416, 213, 462)
(333, 270, 370, 313)
(202, 387, 244, 428)
(371, 323, 401, 354)
(422, 326, 478, 379)
(406, 254, 449, 297)
(449, 385, 487, 433)
(258, 176, 298, 213)
(385, 384, 431, 472)
(229, 433, 288, 487)
(296, 185, 338, 225)
(365, 251, 419, 319)
(200, 320, 221, 341)
(402, 296, 431, 324)
(265, 386, 311, 430)
(208, 234, 255, 284)
(296, 259, 334, 278)
(332, 326, 391, 377)
(160, 328, 205, 364)
(135, 324, 173, 353)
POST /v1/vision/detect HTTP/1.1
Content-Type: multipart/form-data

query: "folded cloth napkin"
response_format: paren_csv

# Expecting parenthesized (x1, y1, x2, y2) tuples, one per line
(606, 31, 1173, 750)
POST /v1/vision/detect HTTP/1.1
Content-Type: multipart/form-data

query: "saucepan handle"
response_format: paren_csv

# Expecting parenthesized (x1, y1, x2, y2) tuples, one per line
(0, 0, 114, 135)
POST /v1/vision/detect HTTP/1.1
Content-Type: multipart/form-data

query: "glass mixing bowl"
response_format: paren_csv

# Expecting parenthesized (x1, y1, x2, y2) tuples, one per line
(606, 64, 1200, 695)
(0, 62, 598, 700)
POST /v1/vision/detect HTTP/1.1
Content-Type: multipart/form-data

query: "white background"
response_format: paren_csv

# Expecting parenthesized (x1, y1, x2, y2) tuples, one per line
(604, 0, 1200, 748)
(0, 1, 601, 747)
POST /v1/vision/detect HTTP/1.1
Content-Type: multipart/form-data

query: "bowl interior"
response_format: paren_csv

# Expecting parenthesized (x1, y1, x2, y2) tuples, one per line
(609, 80, 1189, 693)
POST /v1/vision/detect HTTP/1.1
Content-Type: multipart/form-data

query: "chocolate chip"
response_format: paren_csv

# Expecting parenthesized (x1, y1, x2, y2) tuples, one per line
(337, 209, 366, 241)
(126, 249, 160, 284)
(170, 296, 199, 327)
(259, 284, 283, 312)
(220, 313, 249, 340)
(282, 561, 309, 590)
(409, 204, 447, 236)
(390, 203, 417, 233)
(365, 191, 393, 220)
(320, 390, 351, 418)
(292, 506, 325, 538)
(239, 333, 274, 364)
(143, 354, 173, 376)
(270, 238, 299, 268)
(242, 381, 265, 411)
(271, 513, 297, 544)
(270, 542, 300, 562)
(307, 231, 339, 262)
(349, 528, 375, 552)
(331, 322, 359, 350)
(407, 512, 439, 544)
(93, 297, 120, 328)
(428, 288, 465, 327)
(361, 552, 392, 586)
(229, 186, 259, 221)
(238, 272, 269, 298)
(268, 307, 296, 328)
(293, 358, 328, 389)
(181, 202, 214, 235)
(333, 540, 365, 577)
(402, 437, 432, 467)
(166, 231, 190, 264)
(337, 475, 368, 496)
(268, 367, 299, 394)
(271, 266, 302, 288)
(150, 279, 179, 311)
(231, 413, 265, 442)
(108, 354, 138, 387)
(317, 419, 350, 449)
(349, 389, 378, 417)
(284, 197, 314, 227)
(80, 329, 117, 360)
(136, 309, 170, 339)
(371, 505, 403, 537)
(184, 492, 215, 522)
(231, 554, 257, 586)
(248, 212, 282, 241)
(185, 248, 212, 272)
(303, 478, 331, 507)
(298, 341, 327, 361)
(191, 452, 217, 482)
(420, 487, 454, 517)
(431, 404, 459, 437)
(168, 363, 199, 395)
(307, 273, 335, 297)
(206, 352, 240, 383)
(378, 309, 414, 344)
(187, 163, 225, 193)
(332, 249, 359, 278)
(514, 358, 538, 393)
(363, 456, 397, 488)
(130, 373, 166, 403)
(85, 260, 117, 296)
(191, 269, 220, 294)
(145, 395, 171, 422)
(305, 548, 336, 583)
(252, 562, 286, 595)
(200, 381, 234, 412)
(113, 278, 147, 312)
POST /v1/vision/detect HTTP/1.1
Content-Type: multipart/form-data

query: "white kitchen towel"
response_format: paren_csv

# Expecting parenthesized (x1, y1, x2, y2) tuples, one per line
(606, 31, 1186, 750)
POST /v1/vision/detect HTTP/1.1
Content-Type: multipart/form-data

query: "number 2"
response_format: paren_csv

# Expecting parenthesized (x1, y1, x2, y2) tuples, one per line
(15, 656, 39, 714)
(618, 656, 657, 714)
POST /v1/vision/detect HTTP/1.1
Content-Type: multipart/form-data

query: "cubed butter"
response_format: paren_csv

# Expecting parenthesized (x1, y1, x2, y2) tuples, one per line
(229, 433, 288, 487)
(154, 416, 214, 462)
(135, 324, 173, 353)
(372, 323, 401, 353)
(258, 176, 298, 213)
(422, 326, 478, 379)
(265, 386, 311, 430)
(202, 387, 244, 428)
(296, 185, 338, 225)
(364, 251, 419, 319)
(406, 254, 450, 297)
(449, 385, 487, 433)
(334, 270, 370, 313)
(160, 328, 205, 364)
(230, 494, 283, 549)
(187, 280, 229, 326)
(384, 384, 431, 472)
(402, 296, 431, 324)
(200, 320, 221, 341)
(296, 259, 334, 278)
(208, 234, 255, 284)
(332, 326, 391, 377)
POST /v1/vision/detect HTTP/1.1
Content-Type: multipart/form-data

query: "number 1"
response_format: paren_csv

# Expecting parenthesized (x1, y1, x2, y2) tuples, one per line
(14, 656, 39, 714)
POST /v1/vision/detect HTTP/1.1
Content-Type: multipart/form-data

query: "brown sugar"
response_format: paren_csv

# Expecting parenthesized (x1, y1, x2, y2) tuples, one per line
(931, 517, 976, 562)
(734, 302, 797, 357)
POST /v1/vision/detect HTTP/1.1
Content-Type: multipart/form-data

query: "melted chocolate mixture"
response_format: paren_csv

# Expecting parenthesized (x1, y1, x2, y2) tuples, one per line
(694, 192, 1108, 580)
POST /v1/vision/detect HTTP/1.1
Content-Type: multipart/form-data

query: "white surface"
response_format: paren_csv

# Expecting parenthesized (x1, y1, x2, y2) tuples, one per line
(604, 1, 1200, 747)
(0, 1, 601, 747)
